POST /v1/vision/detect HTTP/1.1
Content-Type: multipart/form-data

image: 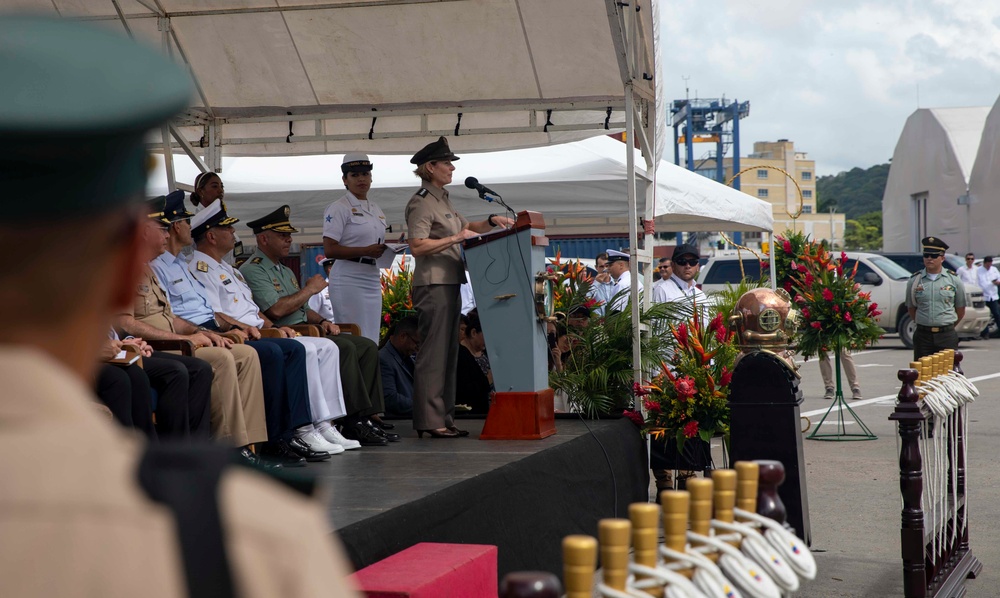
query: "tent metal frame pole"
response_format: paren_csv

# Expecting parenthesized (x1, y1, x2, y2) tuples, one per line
(74, 0, 466, 22)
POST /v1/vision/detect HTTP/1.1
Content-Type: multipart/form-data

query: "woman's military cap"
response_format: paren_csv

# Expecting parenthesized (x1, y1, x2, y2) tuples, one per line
(0, 15, 191, 222)
(410, 136, 460, 165)
(342, 153, 373, 174)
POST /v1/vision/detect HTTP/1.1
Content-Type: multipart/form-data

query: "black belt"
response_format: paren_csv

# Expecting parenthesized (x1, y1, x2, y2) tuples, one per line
(344, 256, 377, 266)
(916, 324, 955, 333)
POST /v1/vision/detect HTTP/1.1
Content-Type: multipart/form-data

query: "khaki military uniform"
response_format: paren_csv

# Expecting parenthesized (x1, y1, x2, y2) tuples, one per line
(405, 185, 469, 430)
(126, 266, 267, 447)
(0, 346, 358, 598)
(905, 268, 966, 360)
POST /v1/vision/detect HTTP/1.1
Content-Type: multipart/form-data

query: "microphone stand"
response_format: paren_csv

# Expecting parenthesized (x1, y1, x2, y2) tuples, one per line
(481, 191, 516, 227)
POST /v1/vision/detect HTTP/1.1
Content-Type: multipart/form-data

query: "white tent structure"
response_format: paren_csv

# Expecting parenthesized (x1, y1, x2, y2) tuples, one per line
(966, 96, 1000, 255)
(882, 107, 990, 253)
(148, 135, 774, 236)
(36, 0, 774, 382)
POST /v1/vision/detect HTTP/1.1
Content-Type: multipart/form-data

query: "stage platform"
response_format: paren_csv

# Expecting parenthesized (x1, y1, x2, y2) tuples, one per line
(304, 417, 648, 579)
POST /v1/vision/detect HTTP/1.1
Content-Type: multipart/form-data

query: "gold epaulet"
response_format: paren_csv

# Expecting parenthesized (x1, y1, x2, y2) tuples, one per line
(250, 257, 263, 265)
(196, 261, 208, 272)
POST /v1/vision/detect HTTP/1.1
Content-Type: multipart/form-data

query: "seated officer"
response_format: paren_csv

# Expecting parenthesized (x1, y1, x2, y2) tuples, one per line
(116, 198, 274, 466)
(188, 200, 362, 452)
(0, 15, 358, 597)
(379, 316, 419, 418)
(150, 191, 337, 464)
(240, 206, 397, 445)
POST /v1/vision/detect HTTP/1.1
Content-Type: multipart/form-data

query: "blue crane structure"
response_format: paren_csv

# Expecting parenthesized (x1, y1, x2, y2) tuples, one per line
(670, 97, 751, 245)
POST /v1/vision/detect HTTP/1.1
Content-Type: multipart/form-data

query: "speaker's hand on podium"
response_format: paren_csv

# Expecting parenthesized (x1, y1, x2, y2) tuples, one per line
(491, 215, 515, 228)
(455, 229, 481, 244)
(365, 243, 387, 257)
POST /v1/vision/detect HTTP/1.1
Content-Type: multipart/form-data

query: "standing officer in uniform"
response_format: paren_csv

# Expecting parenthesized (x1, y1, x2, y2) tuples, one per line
(592, 249, 643, 313)
(405, 136, 513, 438)
(0, 15, 359, 597)
(240, 206, 397, 445)
(906, 236, 966, 360)
(323, 154, 389, 342)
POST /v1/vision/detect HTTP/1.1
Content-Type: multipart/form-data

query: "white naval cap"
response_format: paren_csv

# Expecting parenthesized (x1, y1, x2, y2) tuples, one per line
(191, 199, 239, 238)
(342, 152, 373, 174)
(606, 249, 630, 263)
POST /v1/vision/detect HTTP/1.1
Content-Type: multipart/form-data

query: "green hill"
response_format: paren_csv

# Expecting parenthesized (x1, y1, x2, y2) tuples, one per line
(816, 163, 889, 219)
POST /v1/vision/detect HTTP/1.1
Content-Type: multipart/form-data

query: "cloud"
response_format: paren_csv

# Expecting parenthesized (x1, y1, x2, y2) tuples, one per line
(658, 0, 1000, 175)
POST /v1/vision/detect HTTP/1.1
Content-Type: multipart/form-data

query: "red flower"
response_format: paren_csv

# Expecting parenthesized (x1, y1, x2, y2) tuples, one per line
(836, 265, 843, 277)
(782, 240, 792, 254)
(709, 312, 724, 335)
(643, 397, 661, 413)
(674, 323, 689, 348)
(801, 307, 811, 319)
(805, 272, 814, 286)
(674, 376, 697, 400)
(720, 366, 733, 386)
(794, 294, 805, 304)
(622, 409, 644, 427)
(790, 260, 799, 272)
(683, 420, 700, 438)
(783, 281, 794, 292)
(868, 302, 879, 314)
(715, 326, 728, 343)
(811, 321, 822, 329)
(383, 314, 391, 324)
(833, 304, 840, 313)
(632, 382, 650, 397)
(845, 311, 853, 322)
(822, 288, 834, 301)
(841, 251, 848, 263)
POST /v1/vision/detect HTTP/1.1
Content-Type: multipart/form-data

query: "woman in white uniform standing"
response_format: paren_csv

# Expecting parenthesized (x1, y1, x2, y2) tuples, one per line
(322, 153, 388, 342)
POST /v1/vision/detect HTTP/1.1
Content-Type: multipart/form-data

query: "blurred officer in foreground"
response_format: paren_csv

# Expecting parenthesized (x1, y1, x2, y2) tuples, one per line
(0, 15, 357, 597)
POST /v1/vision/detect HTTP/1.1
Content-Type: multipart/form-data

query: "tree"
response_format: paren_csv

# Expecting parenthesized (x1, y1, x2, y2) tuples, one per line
(816, 163, 890, 220)
(843, 211, 883, 251)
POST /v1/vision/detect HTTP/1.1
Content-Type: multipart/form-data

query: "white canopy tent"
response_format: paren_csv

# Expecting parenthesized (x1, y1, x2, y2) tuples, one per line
(147, 135, 775, 235)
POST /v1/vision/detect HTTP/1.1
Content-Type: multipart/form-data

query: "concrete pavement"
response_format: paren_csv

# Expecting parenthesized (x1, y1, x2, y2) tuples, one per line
(777, 335, 997, 596)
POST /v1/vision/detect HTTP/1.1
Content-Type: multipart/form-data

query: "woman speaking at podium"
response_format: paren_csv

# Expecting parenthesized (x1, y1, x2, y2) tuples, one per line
(405, 136, 512, 439)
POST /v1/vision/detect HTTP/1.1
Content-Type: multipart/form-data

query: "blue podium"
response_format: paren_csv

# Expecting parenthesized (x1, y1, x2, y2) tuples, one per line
(463, 211, 555, 440)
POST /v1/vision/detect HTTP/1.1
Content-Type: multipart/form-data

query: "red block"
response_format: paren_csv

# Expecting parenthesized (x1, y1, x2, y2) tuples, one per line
(351, 543, 498, 598)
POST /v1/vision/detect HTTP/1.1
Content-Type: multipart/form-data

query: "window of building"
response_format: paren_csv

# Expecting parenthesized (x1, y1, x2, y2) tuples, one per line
(757, 188, 769, 198)
(803, 190, 813, 198)
(802, 205, 813, 214)
(757, 169, 768, 179)
(802, 171, 812, 181)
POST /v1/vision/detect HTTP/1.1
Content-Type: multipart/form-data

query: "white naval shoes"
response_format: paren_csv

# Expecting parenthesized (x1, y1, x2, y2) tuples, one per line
(321, 425, 362, 450)
(298, 430, 345, 455)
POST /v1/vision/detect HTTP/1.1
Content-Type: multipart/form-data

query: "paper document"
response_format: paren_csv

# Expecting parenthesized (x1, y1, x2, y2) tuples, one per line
(386, 243, 408, 253)
(377, 244, 407, 269)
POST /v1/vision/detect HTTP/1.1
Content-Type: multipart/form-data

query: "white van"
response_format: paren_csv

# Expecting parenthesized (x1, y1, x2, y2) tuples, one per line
(697, 252, 991, 349)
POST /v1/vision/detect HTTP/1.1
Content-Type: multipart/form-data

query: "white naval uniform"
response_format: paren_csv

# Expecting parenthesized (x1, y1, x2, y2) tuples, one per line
(193, 201, 242, 265)
(594, 269, 643, 313)
(188, 250, 348, 421)
(308, 280, 335, 321)
(323, 191, 387, 342)
(652, 274, 709, 322)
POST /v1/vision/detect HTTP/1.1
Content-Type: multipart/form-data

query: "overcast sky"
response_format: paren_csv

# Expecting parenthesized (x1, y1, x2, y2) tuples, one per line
(659, 0, 1000, 176)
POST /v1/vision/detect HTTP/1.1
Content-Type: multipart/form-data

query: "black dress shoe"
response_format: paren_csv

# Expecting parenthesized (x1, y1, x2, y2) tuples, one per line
(371, 416, 395, 430)
(238, 446, 283, 470)
(366, 419, 401, 442)
(259, 440, 307, 468)
(287, 437, 332, 462)
(340, 421, 388, 446)
(447, 426, 470, 437)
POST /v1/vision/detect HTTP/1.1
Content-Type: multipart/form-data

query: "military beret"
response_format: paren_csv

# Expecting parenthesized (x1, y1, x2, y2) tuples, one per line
(342, 153, 373, 174)
(0, 15, 191, 222)
(410, 136, 460, 165)
(246, 205, 298, 235)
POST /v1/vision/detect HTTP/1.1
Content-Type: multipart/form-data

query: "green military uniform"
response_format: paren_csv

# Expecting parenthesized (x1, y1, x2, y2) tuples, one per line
(906, 236, 966, 360)
(239, 211, 384, 417)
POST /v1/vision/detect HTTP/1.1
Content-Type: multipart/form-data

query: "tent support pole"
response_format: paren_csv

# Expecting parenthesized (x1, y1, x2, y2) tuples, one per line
(770, 232, 777, 291)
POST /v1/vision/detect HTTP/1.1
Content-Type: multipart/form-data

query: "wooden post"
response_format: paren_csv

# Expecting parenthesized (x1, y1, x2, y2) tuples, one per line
(889, 368, 926, 597)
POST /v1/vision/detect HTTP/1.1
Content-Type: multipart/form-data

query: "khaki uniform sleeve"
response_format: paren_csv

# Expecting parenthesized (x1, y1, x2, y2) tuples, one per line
(405, 195, 434, 239)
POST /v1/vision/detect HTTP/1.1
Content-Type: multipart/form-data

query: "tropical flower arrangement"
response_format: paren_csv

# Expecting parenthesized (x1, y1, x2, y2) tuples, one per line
(787, 242, 883, 359)
(625, 306, 740, 452)
(380, 267, 415, 343)
(763, 229, 809, 293)
(547, 250, 601, 320)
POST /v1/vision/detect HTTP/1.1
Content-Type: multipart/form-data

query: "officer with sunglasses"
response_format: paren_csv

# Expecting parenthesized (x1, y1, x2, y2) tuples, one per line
(905, 236, 966, 360)
(652, 244, 707, 321)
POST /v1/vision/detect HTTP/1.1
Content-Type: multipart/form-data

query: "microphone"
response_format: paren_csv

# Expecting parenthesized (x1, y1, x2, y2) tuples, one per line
(464, 176, 500, 200)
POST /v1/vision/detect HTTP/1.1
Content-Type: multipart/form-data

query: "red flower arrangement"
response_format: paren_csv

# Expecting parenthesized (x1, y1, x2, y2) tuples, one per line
(634, 303, 740, 451)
